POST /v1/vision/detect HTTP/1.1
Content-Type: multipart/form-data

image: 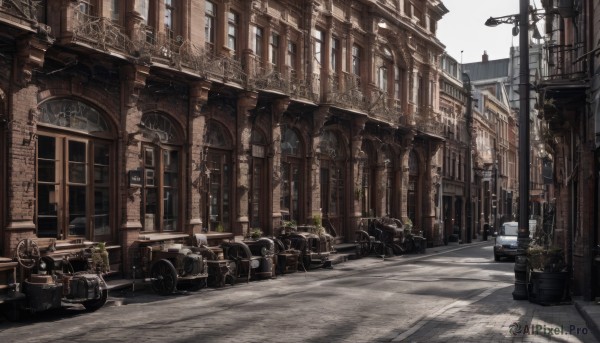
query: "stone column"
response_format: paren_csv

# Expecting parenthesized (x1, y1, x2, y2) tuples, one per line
(236, 91, 258, 237)
(422, 141, 442, 244)
(270, 98, 290, 235)
(3, 34, 51, 256)
(120, 63, 149, 277)
(188, 80, 211, 234)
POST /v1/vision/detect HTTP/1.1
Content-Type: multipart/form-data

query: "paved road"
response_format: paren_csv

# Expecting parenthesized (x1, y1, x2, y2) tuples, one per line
(0, 242, 595, 342)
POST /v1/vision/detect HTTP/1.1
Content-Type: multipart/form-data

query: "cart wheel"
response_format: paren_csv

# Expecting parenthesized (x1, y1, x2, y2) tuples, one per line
(355, 231, 371, 258)
(83, 289, 108, 311)
(151, 259, 178, 295)
(16, 239, 40, 269)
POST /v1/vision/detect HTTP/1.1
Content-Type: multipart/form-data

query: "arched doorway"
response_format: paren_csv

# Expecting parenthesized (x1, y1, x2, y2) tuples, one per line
(36, 98, 115, 241)
(280, 127, 304, 224)
(204, 121, 233, 232)
(139, 112, 183, 233)
(319, 130, 347, 235)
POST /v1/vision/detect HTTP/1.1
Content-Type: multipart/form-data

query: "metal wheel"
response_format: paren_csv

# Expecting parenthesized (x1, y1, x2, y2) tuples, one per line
(150, 259, 178, 295)
(16, 239, 40, 269)
(355, 230, 371, 258)
(83, 289, 108, 311)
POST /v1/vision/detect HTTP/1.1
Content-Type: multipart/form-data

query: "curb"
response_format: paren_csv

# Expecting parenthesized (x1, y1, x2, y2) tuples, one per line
(574, 300, 600, 342)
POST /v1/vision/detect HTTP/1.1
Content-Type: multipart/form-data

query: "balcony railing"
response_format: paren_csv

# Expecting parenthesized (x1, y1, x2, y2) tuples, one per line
(544, 42, 587, 81)
(72, 9, 135, 55)
(289, 73, 318, 103)
(70, 9, 247, 86)
(328, 73, 369, 112)
(368, 92, 402, 125)
(412, 106, 444, 136)
(1, 0, 39, 21)
(253, 66, 289, 94)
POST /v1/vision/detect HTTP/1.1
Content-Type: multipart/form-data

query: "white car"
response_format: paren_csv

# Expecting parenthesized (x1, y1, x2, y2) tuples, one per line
(494, 221, 519, 261)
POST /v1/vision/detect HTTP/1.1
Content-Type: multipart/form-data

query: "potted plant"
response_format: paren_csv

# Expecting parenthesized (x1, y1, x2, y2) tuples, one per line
(527, 243, 569, 305)
(311, 215, 326, 236)
(91, 242, 110, 274)
(281, 220, 297, 234)
(250, 228, 263, 240)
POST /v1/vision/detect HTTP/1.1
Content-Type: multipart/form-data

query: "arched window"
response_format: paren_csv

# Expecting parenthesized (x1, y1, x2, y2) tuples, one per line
(140, 112, 182, 232)
(36, 99, 114, 241)
(39, 99, 110, 134)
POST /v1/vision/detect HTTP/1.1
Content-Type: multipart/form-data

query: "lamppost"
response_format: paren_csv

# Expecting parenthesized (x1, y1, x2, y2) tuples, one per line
(485, 0, 536, 300)
(462, 72, 473, 244)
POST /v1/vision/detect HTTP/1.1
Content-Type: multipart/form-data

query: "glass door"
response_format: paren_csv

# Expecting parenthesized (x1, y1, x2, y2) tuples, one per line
(206, 150, 231, 231)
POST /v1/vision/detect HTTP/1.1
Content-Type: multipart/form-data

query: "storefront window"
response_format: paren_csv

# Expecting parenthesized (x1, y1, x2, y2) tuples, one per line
(205, 121, 233, 232)
(250, 130, 267, 229)
(140, 112, 181, 232)
(37, 99, 113, 241)
(319, 130, 346, 232)
(281, 128, 302, 223)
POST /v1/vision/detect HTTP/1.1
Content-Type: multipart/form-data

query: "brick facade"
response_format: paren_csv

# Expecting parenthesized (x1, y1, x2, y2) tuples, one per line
(0, 0, 450, 274)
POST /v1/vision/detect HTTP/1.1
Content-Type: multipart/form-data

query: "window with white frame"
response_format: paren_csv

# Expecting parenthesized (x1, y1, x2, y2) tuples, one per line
(287, 40, 297, 73)
(254, 26, 264, 61)
(205, 1, 216, 53)
(314, 29, 323, 65)
(331, 37, 340, 73)
(270, 32, 280, 68)
(227, 10, 239, 54)
(352, 44, 361, 76)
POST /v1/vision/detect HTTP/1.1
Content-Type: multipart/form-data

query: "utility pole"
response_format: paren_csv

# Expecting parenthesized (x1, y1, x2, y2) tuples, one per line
(513, 0, 531, 300)
(483, 0, 531, 300)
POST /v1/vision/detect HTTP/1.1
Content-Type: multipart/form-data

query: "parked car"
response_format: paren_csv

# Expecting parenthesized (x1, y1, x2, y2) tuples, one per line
(494, 221, 519, 261)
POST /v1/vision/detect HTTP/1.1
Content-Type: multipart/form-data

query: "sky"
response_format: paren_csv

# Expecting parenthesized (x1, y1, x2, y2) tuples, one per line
(437, 0, 522, 63)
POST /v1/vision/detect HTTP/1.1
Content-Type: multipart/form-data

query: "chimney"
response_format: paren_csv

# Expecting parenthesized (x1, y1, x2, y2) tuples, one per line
(482, 51, 489, 62)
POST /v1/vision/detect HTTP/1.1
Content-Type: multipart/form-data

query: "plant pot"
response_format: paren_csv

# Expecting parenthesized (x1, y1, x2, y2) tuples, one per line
(528, 270, 569, 305)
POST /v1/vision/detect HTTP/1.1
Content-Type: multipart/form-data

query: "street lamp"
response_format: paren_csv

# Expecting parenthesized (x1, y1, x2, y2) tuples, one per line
(485, 0, 533, 300)
(462, 72, 473, 244)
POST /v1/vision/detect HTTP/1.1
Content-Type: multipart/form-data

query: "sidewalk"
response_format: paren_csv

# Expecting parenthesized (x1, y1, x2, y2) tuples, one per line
(393, 285, 598, 342)
(387, 237, 600, 343)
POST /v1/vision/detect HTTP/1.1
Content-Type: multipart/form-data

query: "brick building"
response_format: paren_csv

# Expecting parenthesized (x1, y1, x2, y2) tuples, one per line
(0, 0, 449, 275)
(538, 0, 600, 300)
